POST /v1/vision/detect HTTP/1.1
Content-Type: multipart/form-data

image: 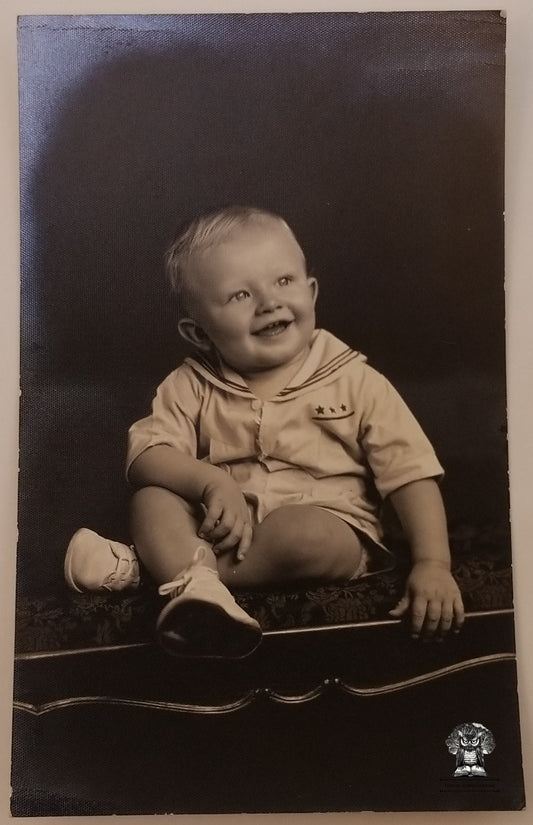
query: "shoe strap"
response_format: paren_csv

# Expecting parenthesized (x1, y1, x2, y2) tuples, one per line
(158, 546, 212, 598)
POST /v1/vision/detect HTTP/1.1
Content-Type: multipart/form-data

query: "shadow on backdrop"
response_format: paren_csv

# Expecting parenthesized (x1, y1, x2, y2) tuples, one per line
(18, 11, 507, 595)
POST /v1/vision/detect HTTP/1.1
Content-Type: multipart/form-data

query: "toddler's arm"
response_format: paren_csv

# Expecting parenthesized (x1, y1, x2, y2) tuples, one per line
(129, 445, 252, 558)
(388, 478, 464, 638)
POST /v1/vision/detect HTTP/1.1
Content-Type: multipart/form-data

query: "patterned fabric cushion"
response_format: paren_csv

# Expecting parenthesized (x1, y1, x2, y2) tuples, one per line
(15, 525, 513, 654)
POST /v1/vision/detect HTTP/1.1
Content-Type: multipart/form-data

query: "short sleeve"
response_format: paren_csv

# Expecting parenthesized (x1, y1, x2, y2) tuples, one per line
(358, 365, 444, 498)
(126, 364, 203, 479)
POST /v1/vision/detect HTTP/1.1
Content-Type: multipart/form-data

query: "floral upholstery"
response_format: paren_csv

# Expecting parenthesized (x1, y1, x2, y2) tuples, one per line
(15, 524, 513, 655)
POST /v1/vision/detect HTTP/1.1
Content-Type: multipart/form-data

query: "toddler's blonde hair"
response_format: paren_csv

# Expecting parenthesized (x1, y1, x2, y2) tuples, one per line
(165, 205, 301, 314)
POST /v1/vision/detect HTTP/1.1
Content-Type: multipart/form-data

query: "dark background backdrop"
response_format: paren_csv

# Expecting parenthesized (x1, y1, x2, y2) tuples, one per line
(17, 11, 507, 596)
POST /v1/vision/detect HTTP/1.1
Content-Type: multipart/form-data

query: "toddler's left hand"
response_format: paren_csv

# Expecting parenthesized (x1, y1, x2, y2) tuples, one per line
(389, 560, 464, 639)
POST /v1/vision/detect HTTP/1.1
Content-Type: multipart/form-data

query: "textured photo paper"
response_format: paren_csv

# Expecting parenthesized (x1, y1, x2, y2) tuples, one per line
(12, 11, 525, 815)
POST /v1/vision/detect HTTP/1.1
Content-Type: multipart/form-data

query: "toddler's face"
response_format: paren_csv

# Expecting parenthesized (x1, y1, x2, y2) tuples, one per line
(180, 220, 317, 377)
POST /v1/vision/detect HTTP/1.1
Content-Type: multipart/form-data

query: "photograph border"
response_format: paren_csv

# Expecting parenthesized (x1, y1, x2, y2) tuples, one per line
(2, 1, 532, 822)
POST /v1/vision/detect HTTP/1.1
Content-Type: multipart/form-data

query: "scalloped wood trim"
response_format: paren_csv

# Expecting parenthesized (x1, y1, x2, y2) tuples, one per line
(13, 652, 516, 716)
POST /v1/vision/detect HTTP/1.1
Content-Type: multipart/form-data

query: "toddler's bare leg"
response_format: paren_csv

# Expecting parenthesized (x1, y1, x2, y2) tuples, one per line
(131, 485, 262, 658)
(130, 485, 216, 584)
(217, 505, 363, 590)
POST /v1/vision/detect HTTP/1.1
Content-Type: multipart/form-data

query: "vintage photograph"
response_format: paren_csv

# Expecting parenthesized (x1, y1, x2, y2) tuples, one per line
(12, 11, 525, 815)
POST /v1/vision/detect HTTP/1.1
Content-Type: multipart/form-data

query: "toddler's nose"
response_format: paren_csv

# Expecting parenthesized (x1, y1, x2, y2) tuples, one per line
(256, 292, 280, 314)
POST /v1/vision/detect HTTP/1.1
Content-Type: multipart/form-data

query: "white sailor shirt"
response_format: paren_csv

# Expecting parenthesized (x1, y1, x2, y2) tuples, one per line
(127, 329, 443, 552)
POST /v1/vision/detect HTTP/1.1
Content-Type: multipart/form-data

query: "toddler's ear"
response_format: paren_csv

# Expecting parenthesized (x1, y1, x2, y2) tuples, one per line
(177, 318, 212, 351)
(308, 276, 319, 305)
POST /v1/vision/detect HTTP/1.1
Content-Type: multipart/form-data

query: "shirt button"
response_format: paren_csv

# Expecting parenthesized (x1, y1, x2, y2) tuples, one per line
(251, 399, 262, 411)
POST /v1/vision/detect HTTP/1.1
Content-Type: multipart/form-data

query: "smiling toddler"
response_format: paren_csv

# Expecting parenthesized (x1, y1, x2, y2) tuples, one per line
(65, 205, 464, 657)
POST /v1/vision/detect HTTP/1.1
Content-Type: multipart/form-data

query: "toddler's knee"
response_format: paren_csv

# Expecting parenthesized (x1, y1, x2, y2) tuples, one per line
(130, 485, 160, 514)
(275, 506, 335, 551)
(130, 486, 193, 518)
(260, 505, 360, 581)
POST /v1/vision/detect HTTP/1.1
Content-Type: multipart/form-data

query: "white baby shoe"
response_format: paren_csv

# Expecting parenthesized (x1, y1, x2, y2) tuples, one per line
(64, 528, 140, 593)
(157, 547, 262, 658)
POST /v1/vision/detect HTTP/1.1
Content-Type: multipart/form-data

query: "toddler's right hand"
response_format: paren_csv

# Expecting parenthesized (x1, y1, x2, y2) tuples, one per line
(198, 474, 252, 561)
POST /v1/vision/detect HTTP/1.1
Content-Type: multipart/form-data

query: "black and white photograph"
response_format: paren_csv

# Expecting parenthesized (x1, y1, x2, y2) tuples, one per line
(8, 7, 529, 817)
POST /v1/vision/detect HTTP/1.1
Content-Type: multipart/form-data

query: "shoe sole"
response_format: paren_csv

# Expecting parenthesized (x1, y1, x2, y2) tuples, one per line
(156, 597, 262, 659)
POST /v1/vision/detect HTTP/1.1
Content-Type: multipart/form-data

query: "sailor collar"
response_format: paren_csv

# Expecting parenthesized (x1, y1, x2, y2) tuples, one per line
(184, 329, 367, 401)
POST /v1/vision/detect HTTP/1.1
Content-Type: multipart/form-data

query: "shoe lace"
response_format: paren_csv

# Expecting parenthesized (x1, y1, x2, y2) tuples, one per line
(158, 546, 211, 599)
(101, 543, 139, 590)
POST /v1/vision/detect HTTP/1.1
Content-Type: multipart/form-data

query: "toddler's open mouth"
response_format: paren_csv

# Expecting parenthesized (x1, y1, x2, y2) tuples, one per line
(253, 319, 293, 337)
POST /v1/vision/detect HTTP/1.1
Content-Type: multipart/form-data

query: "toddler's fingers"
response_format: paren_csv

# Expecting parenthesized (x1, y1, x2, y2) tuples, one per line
(437, 599, 455, 637)
(422, 599, 442, 637)
(410, 595, 429, 638)
(235, 522, 253, 562)
(209, 516, 237, 542)
(212, 545, 233, 558)
(213, 522, 243, 553)
(199, 505, 223, 539)
(453, 594, 465, 633)
(388, 594, 410, 618)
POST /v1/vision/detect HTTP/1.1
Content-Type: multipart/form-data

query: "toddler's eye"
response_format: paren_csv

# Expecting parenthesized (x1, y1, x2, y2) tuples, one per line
(278, 275, 292, 286)
(230, 289, 250, 302)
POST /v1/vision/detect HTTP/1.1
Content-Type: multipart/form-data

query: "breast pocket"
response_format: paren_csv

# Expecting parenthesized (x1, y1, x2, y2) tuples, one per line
(314, 412, 365, 477)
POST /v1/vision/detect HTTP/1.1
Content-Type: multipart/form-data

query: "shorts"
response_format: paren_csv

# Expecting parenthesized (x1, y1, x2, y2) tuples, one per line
(350, 545, 370, 579)
(242, 490, 391, 581)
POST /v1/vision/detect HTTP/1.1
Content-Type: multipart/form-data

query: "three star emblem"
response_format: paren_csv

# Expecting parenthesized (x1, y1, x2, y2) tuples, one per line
(314, 403, 348, 416)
